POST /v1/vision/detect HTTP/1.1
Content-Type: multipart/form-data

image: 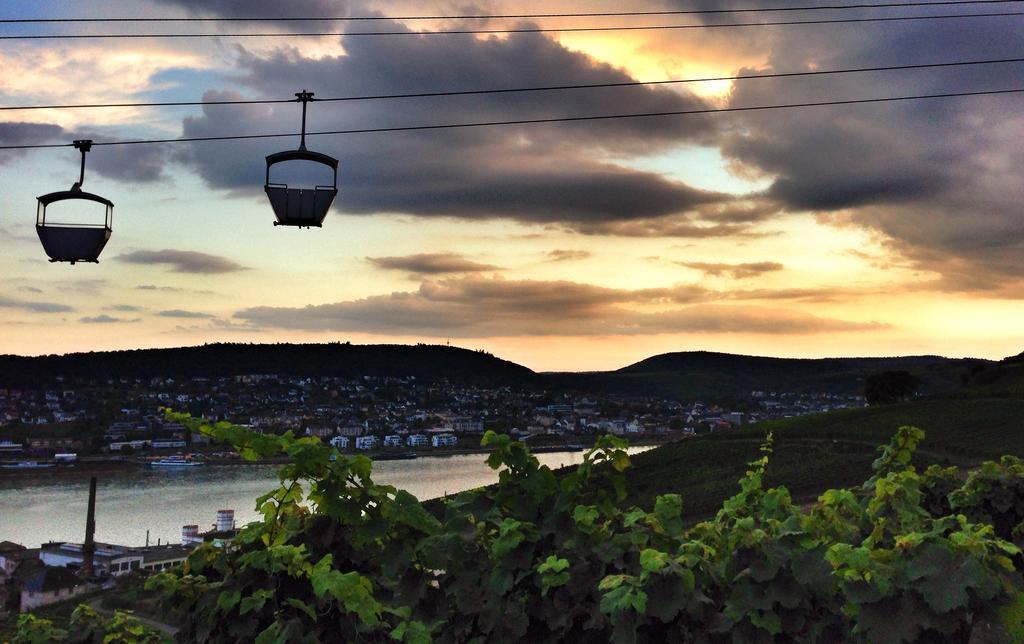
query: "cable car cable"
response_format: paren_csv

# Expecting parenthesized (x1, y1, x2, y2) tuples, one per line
(3, 10, 1024, 39)
(0, 85, 1021, 151)
(3, 55, 1024, 112)
(1, 0, 1020, 23)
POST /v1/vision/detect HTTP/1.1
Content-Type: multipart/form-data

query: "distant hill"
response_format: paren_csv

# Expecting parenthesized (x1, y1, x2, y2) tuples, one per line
(626, 395, 1024, 520)
(0, 343, 998, 400)
(612, 352, 1024, 520)
(0, 343, 538, 388)
(960, 351, 1024, 396)
(543, 351, 989, 399)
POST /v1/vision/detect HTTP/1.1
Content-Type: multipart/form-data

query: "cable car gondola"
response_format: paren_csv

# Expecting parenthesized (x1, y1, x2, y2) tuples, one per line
(265, 90, 339, 228)
(35, 139, 113, 264)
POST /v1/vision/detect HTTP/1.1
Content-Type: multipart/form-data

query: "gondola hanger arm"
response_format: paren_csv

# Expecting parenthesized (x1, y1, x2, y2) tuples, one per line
(71, 139, 92, 191)
(295, 90, 314, 151)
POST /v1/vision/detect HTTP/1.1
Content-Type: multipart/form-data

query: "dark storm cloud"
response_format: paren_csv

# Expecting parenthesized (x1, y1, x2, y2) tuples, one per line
(173, 22, 729, 231)
(0, 122, 64, 164)
(233, 276, 882, 337)
(13, 130, 165, 187)
(153, 0, 352, 20)
(368, 253, 501, 274)
(678, 261, 784, 279)
(83, 140, 168, 184)
(158, 309, 215, 319)
(0, 122, 167, 182)
(117, 249, 246, 274)
(693, 8, 1024, 288)
(0, 295, 73, 313)
(336, 164, 726, 223)
(0, 122, 63, 147)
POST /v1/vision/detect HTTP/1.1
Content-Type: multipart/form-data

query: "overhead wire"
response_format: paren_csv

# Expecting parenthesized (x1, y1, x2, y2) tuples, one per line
(7, 0, 1017, 257)
(1, 0, 1020, 23)
(1, 86, 1020, 151)
(3, 4, 1018, 151)
(3, 10, 1024, 39)
(3, 55, 1024, 112)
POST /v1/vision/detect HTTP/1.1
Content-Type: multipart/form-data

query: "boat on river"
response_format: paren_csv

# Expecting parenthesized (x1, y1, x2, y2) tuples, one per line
(530, 445, 585, 454)
(150, 455, 204, 468)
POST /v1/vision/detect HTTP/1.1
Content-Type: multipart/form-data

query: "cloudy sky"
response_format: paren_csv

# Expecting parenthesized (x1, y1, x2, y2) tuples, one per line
(1, 0, 1023, 371)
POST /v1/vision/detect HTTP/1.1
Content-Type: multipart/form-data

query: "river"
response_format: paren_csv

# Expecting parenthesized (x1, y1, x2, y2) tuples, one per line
(0, 449, 648, 548)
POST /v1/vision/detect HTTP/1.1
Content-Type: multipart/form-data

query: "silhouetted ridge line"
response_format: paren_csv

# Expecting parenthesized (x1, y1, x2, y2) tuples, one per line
(0, 343, 536, 388)
(0, 343, 995, 399)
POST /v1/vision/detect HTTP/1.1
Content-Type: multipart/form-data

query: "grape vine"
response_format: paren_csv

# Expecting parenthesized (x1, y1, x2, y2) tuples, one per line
(17, 413, 1024, 643)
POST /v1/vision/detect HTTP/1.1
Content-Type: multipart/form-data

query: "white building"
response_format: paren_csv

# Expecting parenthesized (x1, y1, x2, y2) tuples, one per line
(330, 436, 350, 449)
(383, 435, 403, 448)
(431, 434, 457, 448)
(151, 439, 187, 449)
(406, 434, 429, 448)
(108, 440, 151, 452)
(20, 567, 89, 612)
(39, 542, 143, 577)
(355, 436, 379, 450)
(0, 441, 24, 453)
(452, 418, 484, 434)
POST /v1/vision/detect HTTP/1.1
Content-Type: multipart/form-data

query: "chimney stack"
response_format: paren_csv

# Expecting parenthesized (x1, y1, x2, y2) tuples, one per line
(81, 477, 96, 577)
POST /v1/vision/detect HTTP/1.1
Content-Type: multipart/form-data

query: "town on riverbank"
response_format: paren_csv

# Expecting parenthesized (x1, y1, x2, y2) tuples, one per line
(0, 370, 863, 476)
(0, 356, 867, 623)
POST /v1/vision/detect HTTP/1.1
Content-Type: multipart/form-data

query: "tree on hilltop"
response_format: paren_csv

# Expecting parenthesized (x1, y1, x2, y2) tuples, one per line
(865, 370, 920, 405)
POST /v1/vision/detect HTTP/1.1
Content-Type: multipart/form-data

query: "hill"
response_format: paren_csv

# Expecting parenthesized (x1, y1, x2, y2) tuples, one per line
(0, 343, 537, 388)
(544, 351, 987, 399)
(624, 395, 1024, 521)
(960, 351, 1024, 396)
(0, 344, 994, 400)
